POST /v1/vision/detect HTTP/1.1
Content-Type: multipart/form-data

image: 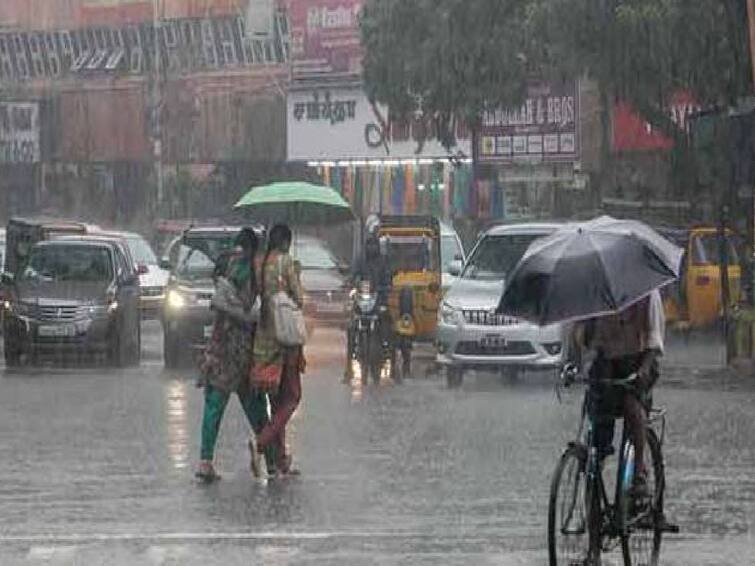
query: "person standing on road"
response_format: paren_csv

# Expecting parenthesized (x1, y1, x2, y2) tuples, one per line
(570, 289, 665, 503)
(196, 228, 273, 483)
(254, 224, 305, 477)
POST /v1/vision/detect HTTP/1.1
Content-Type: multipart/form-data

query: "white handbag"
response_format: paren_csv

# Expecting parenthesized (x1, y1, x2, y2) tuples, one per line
(271, 256, 307, 346)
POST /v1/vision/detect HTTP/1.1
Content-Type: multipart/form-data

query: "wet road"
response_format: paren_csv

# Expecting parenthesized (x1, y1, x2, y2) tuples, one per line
(0, 322, 753, 565)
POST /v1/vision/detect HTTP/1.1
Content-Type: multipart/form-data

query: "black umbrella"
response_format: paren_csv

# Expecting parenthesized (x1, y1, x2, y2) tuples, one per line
(497, 219, 683, 326)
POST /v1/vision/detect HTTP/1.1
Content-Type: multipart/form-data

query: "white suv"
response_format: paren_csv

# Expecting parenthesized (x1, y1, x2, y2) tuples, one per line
(436, 223, 565, 387)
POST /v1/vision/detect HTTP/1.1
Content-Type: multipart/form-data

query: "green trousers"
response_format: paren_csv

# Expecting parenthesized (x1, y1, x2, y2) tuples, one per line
(200, 384, 276, 467)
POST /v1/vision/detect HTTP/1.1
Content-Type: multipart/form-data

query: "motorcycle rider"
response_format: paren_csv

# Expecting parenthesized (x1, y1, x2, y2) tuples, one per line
(343, 227, 392, 382)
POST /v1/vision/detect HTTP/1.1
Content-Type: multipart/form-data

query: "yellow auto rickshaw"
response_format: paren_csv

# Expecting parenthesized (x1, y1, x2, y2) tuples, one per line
(657, 226, 741, 328)
(377, 216, 442, 376)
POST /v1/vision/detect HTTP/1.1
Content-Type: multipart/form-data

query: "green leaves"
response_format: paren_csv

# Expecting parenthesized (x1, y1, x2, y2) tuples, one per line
(360, 0, 752, 147)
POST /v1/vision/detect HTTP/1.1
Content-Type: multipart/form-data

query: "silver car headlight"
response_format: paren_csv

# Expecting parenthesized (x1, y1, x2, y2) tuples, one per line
(440, 302, 462, 325)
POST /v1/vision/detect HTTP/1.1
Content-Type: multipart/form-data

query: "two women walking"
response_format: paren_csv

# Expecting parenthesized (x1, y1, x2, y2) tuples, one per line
(196, 224, 304, 482)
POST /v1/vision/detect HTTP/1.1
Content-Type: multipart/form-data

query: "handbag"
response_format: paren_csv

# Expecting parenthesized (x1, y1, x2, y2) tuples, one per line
(271, 255, 307, 346)
(249, 362, 282, 393)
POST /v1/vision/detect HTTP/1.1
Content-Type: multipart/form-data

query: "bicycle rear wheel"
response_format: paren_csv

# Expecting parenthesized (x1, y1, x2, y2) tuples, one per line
(620, 428, 664, 565)
(548, 445, 590, 566)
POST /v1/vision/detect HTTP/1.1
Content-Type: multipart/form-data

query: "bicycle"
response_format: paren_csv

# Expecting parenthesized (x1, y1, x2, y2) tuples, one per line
(548, 367, 678, 566)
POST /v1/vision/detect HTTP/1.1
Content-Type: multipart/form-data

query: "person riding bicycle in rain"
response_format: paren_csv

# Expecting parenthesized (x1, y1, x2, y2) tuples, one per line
(568, 289, 665, 504)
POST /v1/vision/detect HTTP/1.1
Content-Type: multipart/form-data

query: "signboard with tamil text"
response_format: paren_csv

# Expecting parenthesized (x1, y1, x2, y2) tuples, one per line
(287, 86, 471, 161)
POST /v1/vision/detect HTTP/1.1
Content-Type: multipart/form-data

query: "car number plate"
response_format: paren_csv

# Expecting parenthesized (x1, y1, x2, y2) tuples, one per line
(38, 324, 76, 338)
(481, 335, 506, 348)
(203, 325, 214, 339)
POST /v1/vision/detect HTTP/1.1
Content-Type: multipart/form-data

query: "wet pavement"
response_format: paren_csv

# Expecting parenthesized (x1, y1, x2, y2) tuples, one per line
(0, 322, 753, 565)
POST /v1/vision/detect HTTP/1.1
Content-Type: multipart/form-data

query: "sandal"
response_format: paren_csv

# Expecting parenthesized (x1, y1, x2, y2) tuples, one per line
(195, 461, 221, 483)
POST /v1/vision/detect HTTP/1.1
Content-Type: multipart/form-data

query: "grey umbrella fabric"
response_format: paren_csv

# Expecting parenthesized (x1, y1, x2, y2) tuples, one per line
(497, 218, 683, 326)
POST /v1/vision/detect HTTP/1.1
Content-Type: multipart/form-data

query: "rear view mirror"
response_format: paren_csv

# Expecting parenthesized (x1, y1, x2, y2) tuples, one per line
(159, 257, 172, 270)
(447, 260, 463, 277)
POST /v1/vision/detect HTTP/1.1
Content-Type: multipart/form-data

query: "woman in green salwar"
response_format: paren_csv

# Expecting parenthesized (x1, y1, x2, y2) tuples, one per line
(195, 228, 274, 483)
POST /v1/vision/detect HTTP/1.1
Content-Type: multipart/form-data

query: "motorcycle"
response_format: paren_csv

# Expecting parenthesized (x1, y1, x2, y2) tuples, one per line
(346, 281, 399, 384)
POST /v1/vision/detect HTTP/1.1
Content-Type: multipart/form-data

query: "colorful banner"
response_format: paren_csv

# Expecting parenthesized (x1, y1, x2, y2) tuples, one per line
(479, 81, 579, 163)
(613, 92, 700, 152)
(286, 0, 362, 78)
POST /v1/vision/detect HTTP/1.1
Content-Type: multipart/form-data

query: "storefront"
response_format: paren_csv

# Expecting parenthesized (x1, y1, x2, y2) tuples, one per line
(477, 80, 588, 221)
(287, 83, 474, 219)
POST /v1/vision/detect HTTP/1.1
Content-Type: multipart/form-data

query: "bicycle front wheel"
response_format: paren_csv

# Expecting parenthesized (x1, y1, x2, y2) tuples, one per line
(548, 445, 589, 566)
(620, 428, 664, 566)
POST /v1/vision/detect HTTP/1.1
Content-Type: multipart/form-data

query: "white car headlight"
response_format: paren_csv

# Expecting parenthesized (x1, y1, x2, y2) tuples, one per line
(167, 289, 188, 309)
(441, 302, 462, 325)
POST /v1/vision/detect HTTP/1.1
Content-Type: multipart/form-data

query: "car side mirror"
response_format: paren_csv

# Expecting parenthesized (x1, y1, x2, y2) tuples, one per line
(447, 260, 462, 277)
(137, 264, 149, 275)
(454, 253, 463, 262)
(1, 272, 14, 286)
(159, 257, 172, 270)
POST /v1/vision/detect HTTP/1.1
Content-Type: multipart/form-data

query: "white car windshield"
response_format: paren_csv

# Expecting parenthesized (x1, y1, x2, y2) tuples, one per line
(175, 245, 215, 281)
(127, 237, 158, 266)
(462, 234, 545, 281)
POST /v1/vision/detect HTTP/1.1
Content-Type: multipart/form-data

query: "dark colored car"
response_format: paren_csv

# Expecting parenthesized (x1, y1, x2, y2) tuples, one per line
(294, 235, 350, 328)
(2, 237, 141, 367)
(162, 226, 245, 368)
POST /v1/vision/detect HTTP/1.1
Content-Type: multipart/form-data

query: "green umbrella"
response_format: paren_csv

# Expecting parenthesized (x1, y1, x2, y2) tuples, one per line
(234, 181, 355, 225)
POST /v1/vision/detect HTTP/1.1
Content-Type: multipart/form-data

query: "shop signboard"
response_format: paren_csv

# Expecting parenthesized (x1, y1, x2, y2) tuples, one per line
(479, 81, 579, 163)
(613, 91, 700, 152)
(0, 102, 40, 164)
(0, 12, 287, 83)
(287, 0, 363, 78)
(287, 86, 471, 161)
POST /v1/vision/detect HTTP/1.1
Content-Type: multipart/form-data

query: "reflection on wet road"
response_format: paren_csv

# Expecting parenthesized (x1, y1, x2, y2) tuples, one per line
(0, 322, 752, 564)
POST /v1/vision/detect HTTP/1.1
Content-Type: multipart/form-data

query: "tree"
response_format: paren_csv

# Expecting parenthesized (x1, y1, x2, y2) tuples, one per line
(360, 0, 531, 147)
(361, 0, 752, 173)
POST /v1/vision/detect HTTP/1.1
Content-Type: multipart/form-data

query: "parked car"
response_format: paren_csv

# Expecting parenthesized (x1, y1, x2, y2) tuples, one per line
(436, 223, 565, 387)
(2, 236, 141, 367)
(162, 226, 246, 368)
(294, 235, 350, 328)
(97, 230, 170, 319)
(440, 222, 465, 293)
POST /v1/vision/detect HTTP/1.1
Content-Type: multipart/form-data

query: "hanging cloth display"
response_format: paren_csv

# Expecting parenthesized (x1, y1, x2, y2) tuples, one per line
(382, 167, 393, 214)
(453, 165, 469, 215)
(331, 166, 343, 195)
(321, 166, 331, 188)
(405, 164, 417, 213)
(429, 166, 442, 218)
(343, 167, 354, 205)
(391, 166, 405, 214)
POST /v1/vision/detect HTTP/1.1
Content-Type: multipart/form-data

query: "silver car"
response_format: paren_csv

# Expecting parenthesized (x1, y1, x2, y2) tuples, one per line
(436, 223, 565, 387)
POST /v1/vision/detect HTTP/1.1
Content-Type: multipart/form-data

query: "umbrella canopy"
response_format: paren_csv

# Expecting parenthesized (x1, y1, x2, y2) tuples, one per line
(234, 182, 355, 225)
(497, 218, 683, 326)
